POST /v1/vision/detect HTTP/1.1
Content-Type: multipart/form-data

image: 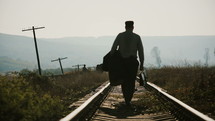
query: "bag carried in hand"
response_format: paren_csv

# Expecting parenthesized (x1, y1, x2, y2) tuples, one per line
(138, 70, 147, 86)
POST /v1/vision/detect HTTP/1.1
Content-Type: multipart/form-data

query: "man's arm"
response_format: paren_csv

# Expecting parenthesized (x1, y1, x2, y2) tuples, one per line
(138, 36, 144, 70)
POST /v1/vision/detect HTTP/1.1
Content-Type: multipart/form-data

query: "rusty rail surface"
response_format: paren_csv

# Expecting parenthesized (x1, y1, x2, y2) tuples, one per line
(60, 82, 111, 121)
(140, 73, 214, 121)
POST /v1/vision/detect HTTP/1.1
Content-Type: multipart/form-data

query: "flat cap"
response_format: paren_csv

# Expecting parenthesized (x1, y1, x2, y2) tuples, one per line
(125, 21, 134, 27)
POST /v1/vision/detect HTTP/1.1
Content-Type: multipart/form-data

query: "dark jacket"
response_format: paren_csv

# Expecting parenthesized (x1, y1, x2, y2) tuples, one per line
(103, 51, 123, 86)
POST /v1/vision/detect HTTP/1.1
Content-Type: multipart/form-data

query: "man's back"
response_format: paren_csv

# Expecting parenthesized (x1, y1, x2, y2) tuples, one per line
(111, 30, 143, 60)
(118, 30, 142, 58)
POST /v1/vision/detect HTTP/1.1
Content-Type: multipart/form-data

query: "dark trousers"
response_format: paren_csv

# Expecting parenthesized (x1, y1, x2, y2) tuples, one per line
(121, 57, 139, 104)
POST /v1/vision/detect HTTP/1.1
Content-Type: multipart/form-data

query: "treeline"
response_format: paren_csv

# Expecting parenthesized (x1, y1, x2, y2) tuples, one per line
(4, 67, 95, 76)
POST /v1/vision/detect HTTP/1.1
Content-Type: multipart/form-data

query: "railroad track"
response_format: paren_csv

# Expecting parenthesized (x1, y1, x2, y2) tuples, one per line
(60, 76, 214, 121)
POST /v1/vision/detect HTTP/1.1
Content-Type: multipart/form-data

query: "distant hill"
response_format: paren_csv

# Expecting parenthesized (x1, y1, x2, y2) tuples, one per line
(0, 56, 34, 72)
(0, 33, 215, 72)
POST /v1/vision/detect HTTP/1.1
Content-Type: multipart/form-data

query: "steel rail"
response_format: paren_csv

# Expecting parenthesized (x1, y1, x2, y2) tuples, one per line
(60, 82, 111, 121)
(142, 74, 214, 121)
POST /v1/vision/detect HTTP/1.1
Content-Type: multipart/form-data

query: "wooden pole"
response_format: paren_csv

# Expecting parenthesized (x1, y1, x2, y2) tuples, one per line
(22, 26, 45, 75)
(51, 57, 67, 75)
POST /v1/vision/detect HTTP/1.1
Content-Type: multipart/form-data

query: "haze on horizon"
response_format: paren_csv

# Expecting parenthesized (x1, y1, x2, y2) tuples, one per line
(0, 0, 215, 38)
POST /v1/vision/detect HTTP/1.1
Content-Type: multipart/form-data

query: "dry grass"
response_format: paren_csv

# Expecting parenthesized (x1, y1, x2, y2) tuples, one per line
(46, 71, 108, 105)
(147, 66, 215, 117)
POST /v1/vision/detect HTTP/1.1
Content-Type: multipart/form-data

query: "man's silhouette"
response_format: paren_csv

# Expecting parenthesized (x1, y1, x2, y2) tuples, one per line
(82, 64, 88, 72)
(110, 21, 144, 106)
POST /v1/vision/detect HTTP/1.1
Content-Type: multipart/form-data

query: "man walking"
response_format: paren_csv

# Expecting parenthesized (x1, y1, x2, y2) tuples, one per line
(110, 21, 144, 106)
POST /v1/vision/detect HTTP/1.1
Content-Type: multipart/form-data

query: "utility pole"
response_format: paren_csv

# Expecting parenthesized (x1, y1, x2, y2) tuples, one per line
(22, 26, 45, 75)
(72, 64, 85, 72)
(51, 57, 68, 75)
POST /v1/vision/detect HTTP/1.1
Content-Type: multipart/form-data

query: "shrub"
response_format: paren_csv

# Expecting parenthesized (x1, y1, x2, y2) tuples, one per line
(0, 75, 65, 121)
(0, 70, 108, 121)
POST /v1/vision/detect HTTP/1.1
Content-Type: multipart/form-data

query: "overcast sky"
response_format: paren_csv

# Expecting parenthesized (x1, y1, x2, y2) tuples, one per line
(0, 0, 215, 38)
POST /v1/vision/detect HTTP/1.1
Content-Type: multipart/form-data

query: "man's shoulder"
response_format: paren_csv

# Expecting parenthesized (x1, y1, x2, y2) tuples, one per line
(133, 32, 141, 37)
(118, 31, 141, 39)
(116, 32, 124, 37)
(132, 33, 141, 40)
(119, 31, 126, 35)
